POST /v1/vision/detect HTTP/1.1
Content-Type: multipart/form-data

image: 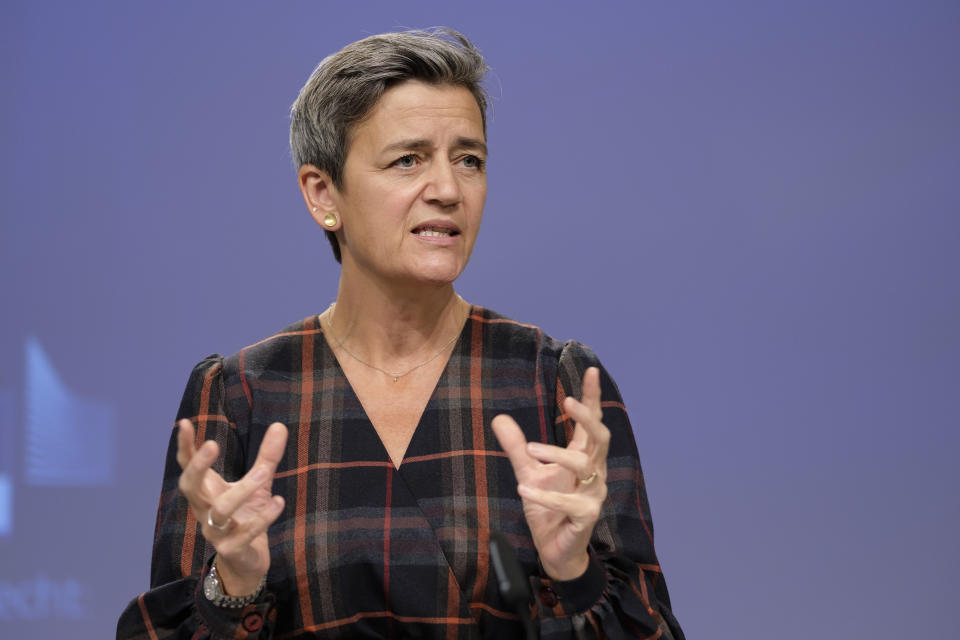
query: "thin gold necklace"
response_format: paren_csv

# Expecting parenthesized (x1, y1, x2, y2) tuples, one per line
(322, 299, 467, 383)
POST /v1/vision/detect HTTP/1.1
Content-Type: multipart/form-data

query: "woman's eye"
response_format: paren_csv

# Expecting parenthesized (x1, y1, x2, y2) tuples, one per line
(393, 155, 417, 168)
(461, 155, 484, 170)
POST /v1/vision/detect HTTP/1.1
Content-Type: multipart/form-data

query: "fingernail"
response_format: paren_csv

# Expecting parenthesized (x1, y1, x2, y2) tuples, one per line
(517, 484, 531, 496)
(526, 442, 545, 455)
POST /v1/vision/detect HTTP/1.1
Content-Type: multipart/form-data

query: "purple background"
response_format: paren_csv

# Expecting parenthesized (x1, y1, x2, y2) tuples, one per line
(2, 1, 958, 637)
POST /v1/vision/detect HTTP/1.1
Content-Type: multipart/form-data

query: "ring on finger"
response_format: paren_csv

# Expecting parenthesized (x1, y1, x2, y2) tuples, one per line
(578, 470, 598, 486)
(207, 508, 232, 531)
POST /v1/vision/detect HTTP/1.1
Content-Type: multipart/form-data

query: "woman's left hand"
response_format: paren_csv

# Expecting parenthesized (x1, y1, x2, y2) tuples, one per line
(491, 366, 610, 581)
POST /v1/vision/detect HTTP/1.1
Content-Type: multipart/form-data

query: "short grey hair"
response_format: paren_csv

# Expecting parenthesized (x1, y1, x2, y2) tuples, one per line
(290, 28, 491, 263)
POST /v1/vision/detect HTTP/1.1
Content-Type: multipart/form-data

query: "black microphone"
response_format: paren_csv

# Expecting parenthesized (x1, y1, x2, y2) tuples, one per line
(489, 531, 535, 640)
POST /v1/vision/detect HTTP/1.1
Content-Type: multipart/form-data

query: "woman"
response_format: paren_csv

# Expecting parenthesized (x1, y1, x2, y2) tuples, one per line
(118, 29, 683, 639)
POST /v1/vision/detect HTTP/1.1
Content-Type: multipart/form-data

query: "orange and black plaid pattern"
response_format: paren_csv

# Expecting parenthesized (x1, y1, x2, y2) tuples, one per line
(118, 306, 683, 639)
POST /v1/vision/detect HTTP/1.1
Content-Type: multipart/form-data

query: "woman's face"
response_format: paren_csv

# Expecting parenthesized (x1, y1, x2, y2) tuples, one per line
(331, 80, 487, 287)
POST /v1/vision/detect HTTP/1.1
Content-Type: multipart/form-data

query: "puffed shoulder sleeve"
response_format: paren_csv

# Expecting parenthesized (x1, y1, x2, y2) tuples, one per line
(117, 356, 276, 639)
(533, 341, 684, 640)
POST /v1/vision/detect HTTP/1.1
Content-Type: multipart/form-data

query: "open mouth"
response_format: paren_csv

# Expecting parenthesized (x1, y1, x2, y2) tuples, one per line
(413, 225, 460, 238)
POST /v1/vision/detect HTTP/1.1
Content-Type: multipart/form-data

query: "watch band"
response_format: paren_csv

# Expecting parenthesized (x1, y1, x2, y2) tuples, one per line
(203, 562, 265, 608)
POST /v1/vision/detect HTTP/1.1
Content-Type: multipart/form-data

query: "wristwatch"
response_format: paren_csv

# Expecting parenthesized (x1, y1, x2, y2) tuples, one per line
(203, 562, 265, 608)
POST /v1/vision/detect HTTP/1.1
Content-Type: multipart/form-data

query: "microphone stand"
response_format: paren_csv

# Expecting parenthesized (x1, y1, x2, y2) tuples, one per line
(489, 530, 536, 640)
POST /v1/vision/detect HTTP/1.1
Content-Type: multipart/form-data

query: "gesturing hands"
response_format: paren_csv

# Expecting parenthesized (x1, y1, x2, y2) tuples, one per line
(491, 367, 610, 582)
(176, 419, 288, 596)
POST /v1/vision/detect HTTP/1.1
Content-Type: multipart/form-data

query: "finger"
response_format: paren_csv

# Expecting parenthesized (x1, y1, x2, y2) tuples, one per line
(564, 368, 601, 450)
(517, 484, 605, 525)
(525, 442, 593, 480)
(215, 496, 285, 557)
(176, 419, 197, 470)
(581, 367, 602, 412)
(250, 423, 289, 489)
(564, 396, 611, 455)
(568, 368, 603, 426)
(177, 436, 220, 505)
(209, 466, 274, 526)
(491, 414, 537, 480)
(206, 423, 288, 526)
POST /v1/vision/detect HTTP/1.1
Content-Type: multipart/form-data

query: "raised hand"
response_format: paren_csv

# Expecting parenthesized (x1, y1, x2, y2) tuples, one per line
(491, 367, 610, 581)
(175, 419, 288, 596)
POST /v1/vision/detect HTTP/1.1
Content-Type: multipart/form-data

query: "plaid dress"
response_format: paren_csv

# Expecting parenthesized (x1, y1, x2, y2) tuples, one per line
(118, 306, 683, 639)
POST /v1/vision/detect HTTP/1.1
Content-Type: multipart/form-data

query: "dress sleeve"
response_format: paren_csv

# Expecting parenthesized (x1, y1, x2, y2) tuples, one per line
(117, 356, 277, 639)
(532, 342, 685, 640)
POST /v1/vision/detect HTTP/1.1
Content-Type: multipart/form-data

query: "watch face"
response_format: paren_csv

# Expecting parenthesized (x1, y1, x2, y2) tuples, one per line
(204, 571, 219, 602)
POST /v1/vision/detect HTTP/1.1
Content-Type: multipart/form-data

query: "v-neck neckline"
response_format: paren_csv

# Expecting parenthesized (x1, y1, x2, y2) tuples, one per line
(316, 304, 475, 470)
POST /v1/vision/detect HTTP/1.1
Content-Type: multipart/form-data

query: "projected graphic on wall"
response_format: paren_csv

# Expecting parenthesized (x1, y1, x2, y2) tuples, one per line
(24, 337, 116, 487)
(0, 389, 13, 538)
(0, 339, 116, 622)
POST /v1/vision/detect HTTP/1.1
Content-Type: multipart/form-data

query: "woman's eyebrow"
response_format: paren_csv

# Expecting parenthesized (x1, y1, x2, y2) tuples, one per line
(381, 139, 432, 154)
(455, 137, 488, 155)
(380, 138, 487, 155)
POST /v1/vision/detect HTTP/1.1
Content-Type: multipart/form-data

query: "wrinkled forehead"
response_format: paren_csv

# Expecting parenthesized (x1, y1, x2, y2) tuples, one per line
(348, 81, 486, 154)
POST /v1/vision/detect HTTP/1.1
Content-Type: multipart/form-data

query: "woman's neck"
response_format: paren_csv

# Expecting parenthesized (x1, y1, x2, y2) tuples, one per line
(323, 271, 468, 370)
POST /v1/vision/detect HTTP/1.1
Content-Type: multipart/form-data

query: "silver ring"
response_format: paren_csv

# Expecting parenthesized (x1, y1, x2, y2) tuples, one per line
(578, 470, 598, 486)
(207, 508, 232, 531)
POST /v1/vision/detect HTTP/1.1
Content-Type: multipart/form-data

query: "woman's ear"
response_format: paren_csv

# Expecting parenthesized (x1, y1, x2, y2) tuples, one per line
(298, 164, 342, 231)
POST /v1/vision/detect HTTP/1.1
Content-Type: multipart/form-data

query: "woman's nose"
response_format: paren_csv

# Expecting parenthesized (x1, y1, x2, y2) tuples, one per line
(423, 161, 462, 207)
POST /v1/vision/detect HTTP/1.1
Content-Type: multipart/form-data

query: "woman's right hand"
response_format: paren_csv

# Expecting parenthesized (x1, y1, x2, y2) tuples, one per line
(176, 419, 288, 596)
